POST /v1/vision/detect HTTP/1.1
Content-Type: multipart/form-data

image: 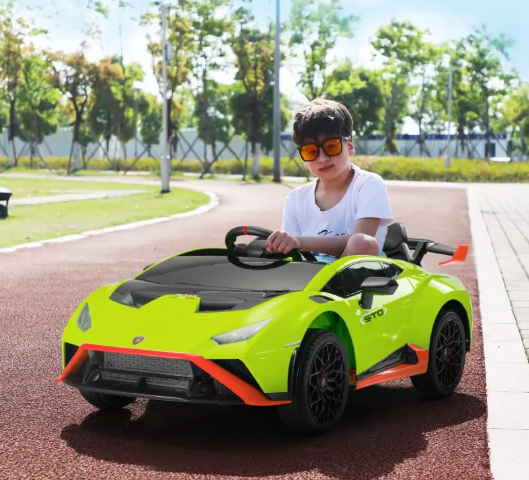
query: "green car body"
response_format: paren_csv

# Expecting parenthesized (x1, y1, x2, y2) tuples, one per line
(57, 223, 472, 433)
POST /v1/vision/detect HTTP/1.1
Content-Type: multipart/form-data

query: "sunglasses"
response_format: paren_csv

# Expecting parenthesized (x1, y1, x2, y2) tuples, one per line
(297, 136, 351, 162)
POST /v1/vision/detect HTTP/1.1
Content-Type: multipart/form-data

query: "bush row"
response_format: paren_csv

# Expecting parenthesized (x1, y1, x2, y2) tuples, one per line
(2, 155, 529, 183)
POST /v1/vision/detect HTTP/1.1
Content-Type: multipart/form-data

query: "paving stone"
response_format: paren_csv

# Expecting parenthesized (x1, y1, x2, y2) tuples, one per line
(487, 392, 529, 429)
(507, 290, 529, 301)
(482, 323, 522, 341)
(485, 362, 529, 392)
(483, 341, 528, 363)
(518, 322, 529, 330)
(513, 308, 529, 321)
(511, 301, 529, 308)
(505, 282, 529, 291)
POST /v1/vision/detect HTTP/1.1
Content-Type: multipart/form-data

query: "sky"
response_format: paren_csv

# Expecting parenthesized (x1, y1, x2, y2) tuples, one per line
(20, 0, 529, 131)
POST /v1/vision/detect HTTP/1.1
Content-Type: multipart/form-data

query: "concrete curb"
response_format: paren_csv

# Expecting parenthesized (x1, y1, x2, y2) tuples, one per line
(467, 186, 529, 480)
(0, 189, 219, 254)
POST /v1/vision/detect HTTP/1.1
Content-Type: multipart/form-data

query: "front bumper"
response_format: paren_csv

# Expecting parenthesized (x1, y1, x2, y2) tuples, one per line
(56, 343, 291, 407)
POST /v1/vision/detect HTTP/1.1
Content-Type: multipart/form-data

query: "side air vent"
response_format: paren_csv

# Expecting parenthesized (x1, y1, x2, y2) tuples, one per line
(309, 295, 333, 304)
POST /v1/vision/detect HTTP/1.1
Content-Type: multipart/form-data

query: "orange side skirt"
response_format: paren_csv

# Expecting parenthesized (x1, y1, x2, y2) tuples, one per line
(354, 344, 429, 390)
(55, 344, 290, 407)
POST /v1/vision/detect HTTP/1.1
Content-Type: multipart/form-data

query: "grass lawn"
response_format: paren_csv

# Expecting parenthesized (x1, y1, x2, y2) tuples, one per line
(0, 187, 210, 249)
(0, 176, 157, 198)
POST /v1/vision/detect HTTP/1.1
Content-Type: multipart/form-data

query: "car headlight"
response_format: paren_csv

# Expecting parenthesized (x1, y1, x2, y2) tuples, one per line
(76, 304, 92, 332)
(211, 318, 273, 345)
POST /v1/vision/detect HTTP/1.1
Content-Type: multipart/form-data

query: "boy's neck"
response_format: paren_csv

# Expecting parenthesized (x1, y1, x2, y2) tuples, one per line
(318, 163, 355, 192)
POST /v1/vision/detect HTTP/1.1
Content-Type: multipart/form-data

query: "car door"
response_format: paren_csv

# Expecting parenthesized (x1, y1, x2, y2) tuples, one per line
(338, 260, 414, 375)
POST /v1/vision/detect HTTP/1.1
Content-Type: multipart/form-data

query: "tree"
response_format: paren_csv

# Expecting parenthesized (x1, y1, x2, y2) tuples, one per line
(188, 0, 234, 164)
(432, 44, 480, 158)
(462, 27, 517, 159)
(499, 84, 529, 159)
(138, 93, 162, 153)
(0, 1, 39, 166)
(407, 42, 442, 156)
(17, 52, 60, 165)
(88, 56, 125, 166)
(230, 7, 279, 179)
(372, 20, 433, 154)
(288, 0, 358, 100)
(47, 49, 97, 172)
(325, 60, 384, 139)
(142, 0, 193, 158)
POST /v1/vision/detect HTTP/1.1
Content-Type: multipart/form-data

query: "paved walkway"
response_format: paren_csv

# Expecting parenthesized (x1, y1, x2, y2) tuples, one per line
(468, 184, 529, 480)
(11, 189, 146, 206)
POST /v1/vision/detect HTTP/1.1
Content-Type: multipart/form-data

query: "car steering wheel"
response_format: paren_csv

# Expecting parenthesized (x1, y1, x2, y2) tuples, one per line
(225, 226, 317, 263)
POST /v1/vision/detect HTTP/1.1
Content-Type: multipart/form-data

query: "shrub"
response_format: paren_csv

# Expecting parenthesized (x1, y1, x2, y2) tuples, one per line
(2, 155, 529, 183)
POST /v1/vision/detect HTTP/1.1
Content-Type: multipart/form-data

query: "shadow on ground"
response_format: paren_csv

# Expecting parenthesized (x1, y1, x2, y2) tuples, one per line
(61, 383, 486, 479)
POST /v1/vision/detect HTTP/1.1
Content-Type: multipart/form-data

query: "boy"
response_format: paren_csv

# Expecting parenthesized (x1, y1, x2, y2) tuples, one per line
(266, 98, 393, 262)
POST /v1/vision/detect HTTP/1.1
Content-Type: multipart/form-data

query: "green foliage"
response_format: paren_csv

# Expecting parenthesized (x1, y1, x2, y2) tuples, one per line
(367, 157, 529, 183)
(5, 154, 529, 183)
(16, 54, 60, 143)
(138, 93, 162, 147)
(372, 20, 432, 154)
(229, 8, 288, 154)
(289, 0, 358, 100)
(325, 61, 384, 137)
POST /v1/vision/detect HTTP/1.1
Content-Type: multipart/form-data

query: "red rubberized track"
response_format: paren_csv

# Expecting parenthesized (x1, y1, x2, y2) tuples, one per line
(0, 180, 490, 480)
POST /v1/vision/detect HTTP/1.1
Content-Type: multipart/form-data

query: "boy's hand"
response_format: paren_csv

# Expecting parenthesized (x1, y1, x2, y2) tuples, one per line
(266, 230, 301, 254)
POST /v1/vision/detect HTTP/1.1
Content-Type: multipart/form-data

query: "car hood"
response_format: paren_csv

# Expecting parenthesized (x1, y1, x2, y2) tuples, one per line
(62, 282, 299, 358)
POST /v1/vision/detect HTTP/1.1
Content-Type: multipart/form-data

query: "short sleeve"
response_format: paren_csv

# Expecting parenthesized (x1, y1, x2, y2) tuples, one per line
(355, 175, 393, 224)
(281, 193, 302, 235)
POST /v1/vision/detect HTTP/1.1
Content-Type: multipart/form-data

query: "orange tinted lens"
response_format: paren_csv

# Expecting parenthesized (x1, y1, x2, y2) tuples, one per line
(300, 144, 318, 161)
(323, 138, 342, 156)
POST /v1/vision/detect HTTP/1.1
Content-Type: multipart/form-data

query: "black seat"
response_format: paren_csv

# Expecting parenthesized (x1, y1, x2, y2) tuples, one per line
(383, 223, 412, 262)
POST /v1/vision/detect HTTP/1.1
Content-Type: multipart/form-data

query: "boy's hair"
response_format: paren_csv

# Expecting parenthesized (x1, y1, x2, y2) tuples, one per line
(292, 97, 353, 145)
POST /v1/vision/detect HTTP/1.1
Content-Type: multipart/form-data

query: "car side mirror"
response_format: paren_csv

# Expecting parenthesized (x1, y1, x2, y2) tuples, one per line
(359, 277, 398, 310)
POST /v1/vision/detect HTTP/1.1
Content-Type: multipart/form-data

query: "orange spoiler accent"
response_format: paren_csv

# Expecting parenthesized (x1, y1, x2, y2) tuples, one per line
(55, 344, 290, 407)
(438, 244, 469, 266)
(354, 344, 428, 390)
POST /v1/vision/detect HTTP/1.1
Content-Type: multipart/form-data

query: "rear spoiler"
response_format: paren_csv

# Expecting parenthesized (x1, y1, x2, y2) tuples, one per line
(407, 238, 469, 266)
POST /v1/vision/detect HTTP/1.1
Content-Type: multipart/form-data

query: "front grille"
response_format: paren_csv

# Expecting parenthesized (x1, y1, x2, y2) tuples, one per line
(68, 351, 246, 404)
(104, 353, 194, 378)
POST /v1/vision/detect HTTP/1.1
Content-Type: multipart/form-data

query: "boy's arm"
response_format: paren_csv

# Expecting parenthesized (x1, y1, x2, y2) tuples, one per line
(294, 218, 381, 257)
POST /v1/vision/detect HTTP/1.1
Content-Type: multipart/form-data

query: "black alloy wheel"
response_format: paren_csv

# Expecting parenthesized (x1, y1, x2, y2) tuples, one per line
(278, 330, 349, 434)
(411, 309, 466, 397)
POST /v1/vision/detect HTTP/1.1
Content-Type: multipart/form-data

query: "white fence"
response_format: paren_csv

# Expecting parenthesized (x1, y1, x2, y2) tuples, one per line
(1, 128, 512, 162)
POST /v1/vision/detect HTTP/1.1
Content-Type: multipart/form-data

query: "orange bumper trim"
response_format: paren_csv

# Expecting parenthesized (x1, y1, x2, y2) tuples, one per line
(55, 344, 290, 407)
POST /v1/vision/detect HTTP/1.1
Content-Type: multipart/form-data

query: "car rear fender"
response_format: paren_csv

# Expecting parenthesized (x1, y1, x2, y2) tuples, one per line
(408, 276, 473, 349)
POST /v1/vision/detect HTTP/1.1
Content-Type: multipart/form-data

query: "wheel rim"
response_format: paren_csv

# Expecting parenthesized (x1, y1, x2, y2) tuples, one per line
(307, 342, 348, 424)
(435, 319, 464, 388)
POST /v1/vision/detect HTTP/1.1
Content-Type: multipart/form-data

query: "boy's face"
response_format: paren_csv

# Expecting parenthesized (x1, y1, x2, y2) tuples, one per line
(299, 134, 355, 181)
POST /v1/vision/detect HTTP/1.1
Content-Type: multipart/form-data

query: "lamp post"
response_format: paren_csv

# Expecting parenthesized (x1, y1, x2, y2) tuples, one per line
(445, 61, 453, 169)
(272, 0, 281, 183)
(157, 1, 171, 193)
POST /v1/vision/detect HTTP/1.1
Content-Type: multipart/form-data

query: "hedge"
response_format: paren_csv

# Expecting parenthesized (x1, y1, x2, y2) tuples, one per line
(2, 155, 529, 183)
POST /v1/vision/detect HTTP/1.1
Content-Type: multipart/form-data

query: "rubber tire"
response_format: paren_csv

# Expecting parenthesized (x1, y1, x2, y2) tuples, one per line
(80, 390, 136, 410)
(278, 330, 349, 435)
(411, 309, 467, 397)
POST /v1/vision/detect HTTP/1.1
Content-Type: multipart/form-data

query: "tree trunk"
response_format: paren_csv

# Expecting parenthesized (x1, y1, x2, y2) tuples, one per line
(7, 99, 16, 167)
(71, 111, 82, 171)
(252, 141, 261, 179)
(384, 80, 399, 155)
(251, 98, 261, 179)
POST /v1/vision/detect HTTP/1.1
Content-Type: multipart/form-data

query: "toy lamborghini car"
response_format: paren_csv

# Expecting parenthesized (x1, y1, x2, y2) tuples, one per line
(56, 223, 472, 434)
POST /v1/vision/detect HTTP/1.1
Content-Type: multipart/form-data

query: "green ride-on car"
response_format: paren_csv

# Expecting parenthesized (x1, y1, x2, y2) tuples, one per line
(56, 223, 472, 434)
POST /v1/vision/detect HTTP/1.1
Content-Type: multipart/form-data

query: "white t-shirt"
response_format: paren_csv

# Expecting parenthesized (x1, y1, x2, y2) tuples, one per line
(281, 165, 394, 254)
